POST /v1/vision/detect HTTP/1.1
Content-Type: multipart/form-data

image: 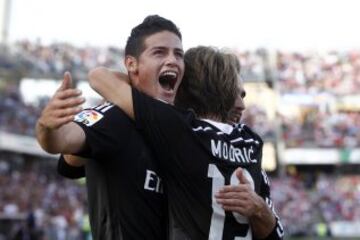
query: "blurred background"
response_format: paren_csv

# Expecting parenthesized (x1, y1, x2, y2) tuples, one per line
(0, 0, 360, 239)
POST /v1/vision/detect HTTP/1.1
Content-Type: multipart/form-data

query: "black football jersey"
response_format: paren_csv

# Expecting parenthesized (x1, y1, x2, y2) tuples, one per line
(71, 102, 168, 240)
(132, 88, 267, 240)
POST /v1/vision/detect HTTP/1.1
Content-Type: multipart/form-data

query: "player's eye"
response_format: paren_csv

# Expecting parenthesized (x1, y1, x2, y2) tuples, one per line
(153, 49, 165, 56)
(175, 51, 184, 59)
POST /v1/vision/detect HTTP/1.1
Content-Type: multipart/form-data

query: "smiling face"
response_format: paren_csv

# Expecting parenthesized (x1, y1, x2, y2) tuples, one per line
(126, 31, 185, 104)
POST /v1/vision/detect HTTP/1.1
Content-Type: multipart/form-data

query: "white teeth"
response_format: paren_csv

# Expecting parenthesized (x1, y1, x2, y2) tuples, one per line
(161, 71, 177, 78)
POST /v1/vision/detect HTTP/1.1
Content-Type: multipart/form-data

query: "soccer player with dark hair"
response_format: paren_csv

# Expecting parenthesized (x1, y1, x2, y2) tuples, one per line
(36, 15, 185, 239)
(88, 46, 284, 239)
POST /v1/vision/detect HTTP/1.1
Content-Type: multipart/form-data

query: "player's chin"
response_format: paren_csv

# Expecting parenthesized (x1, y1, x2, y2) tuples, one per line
(164, 95, 175, 104)
(159, 90, 176, 103)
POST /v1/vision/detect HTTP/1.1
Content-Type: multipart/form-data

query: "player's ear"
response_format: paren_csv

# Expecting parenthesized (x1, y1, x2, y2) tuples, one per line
(125, 55, 139, 76)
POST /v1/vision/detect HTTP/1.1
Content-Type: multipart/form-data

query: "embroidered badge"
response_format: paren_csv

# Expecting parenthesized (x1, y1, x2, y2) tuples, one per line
(74, 109, 104, 126)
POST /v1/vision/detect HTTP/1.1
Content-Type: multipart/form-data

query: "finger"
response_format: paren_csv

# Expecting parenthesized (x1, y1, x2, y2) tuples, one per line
(62, 71, 73, 90)
(58, 71, 73, 91)
(236, 167, 250, 184)
(222, 206, 247, 215)
(55, 115, 76, 127)
(53, 107, 83, 118)
(56, 89, 83, 100)
(58, 97, 85, 109)
(215, 192, 238, 199)
(216, 198, 248, 206)
(51, 97, 85, 111)
(217, 184, 249, 194)
(46, 115, 75, 129)
(216, 191, 248, 199)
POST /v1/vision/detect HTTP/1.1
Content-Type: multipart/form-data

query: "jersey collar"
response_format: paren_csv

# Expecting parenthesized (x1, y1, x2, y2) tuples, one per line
(201, 118, 234, 135)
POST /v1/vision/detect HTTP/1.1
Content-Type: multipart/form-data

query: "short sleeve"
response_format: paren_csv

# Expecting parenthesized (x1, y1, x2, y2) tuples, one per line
(57, 155, 85, 179)
(73, 102, 134, 159)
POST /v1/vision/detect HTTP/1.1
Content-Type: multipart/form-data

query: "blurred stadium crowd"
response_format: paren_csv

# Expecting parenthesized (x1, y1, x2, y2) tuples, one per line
(0, 154, 87, 240)
(272, 173, 360, 237)
(1, 41, 360, 239)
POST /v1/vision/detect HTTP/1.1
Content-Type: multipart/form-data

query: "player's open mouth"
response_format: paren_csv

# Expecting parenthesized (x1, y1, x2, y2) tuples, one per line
(159, 71, 178, 92)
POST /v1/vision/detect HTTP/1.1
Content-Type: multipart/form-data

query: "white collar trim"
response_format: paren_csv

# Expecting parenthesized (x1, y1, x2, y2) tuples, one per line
(202, 118, 234, 135)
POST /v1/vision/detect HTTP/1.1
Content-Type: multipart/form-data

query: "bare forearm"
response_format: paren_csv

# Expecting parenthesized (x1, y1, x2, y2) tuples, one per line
(249, 198, 276, 239)
(36, 121, 84, 154)
(88, 67, 134, 119)
(36, 121, 66, 153)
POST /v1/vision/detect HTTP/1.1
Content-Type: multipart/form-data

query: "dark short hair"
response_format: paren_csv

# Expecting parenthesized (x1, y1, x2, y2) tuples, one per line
(175, 46, 241, 122)
(125, 15, 182, 58)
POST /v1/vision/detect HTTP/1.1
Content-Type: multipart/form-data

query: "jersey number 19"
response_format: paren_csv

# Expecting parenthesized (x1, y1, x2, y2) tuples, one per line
(208, 164, 254, 240)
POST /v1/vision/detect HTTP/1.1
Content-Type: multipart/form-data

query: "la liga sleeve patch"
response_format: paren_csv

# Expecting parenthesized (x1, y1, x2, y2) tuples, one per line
(74, 109, 104, 126)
